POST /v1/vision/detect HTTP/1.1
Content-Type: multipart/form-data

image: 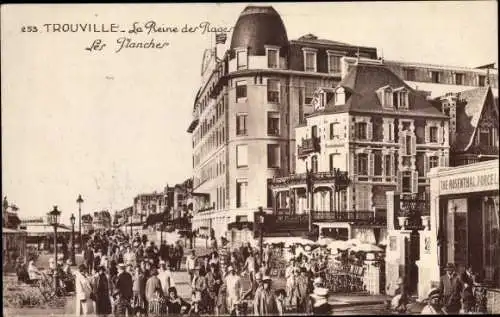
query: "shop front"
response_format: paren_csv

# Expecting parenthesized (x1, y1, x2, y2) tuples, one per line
(423, 160, 499, 311)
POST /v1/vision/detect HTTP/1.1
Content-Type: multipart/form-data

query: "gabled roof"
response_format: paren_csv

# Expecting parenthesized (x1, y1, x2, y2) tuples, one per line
(316, 64, 447, 118)
(451, 86, 498, 152)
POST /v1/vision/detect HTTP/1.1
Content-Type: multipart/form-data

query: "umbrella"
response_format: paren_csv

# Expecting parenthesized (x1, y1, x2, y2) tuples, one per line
(351, 243, 384, 253)
(316, 237, 335, 246)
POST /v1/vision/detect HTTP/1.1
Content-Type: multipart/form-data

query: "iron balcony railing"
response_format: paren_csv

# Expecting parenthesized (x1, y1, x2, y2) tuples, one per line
(269, 209, 386, 225)
(297, 137, 320, 158)
(270, 170, 350, 188)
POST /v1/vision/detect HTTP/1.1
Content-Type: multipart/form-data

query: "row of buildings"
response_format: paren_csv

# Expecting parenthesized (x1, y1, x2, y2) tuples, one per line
(185, 5, 499, 299)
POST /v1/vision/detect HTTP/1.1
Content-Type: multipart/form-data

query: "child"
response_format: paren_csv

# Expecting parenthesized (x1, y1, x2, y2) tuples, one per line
(148, 287, 167, 317)
(189, 290, 203, 316)
(275, 288, 287, 316)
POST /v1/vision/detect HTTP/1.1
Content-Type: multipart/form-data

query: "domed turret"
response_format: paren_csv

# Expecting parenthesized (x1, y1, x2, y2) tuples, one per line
(230, 6, 288, 56)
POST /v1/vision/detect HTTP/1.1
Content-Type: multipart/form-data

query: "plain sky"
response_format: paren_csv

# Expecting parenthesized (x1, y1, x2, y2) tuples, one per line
(1, 2, 497, 226)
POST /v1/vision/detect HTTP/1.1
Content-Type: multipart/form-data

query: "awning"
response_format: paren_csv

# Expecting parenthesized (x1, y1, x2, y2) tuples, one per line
(228, 221, 254, 231)
(2, 227, 26, 234)
(25, 225, 72, 235)
(192, 192, 210, 197)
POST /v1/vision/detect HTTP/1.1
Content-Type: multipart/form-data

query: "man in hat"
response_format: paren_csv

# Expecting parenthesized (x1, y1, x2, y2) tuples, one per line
(114, 263, 133, 316)
(145, 268, 163, 307)
(206, 263, 222, 312)
(421, 288, 443, 314)
(186, 250, 197, 282)
(438, 263, 462, 314)
(225, 266, 242, 314)
(295, 267, 310, 313)
(253, 276, 278, 315)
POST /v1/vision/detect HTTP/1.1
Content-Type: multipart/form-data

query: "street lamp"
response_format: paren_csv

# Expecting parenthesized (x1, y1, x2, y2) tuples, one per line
(70, 213, 76, 265)
(76, 195, 84, 250)
(47, 205, 61, 290)
(256, 206, 265, 266)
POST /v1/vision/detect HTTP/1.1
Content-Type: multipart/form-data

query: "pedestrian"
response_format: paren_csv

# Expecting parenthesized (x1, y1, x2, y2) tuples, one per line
(158, 260, 175, 295)
(175, 242, 184, 271)
(205, 263, 222, 313)
(131, 266, 146, 316)
(243, 251, 256, 284)
(186, 250, 196, 283)
(275, 288, 287, 316)
(460, 265, 476, 313)
(75, 264, 94, 316)
(438, 263, 462, 314)
(113, 263, 133, 317)
(145, 268, 163, 309)
(95, 266, 112, 317)
(253, 276, 278, 316)
(225, 266, 242, 315)
(124, 246, 136, 267)
(295, 267, 310, 313)
(215, 262, 229, 316)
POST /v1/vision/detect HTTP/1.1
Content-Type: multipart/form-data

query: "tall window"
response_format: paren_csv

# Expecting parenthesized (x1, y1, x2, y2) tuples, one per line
(267, 179, 273, 208)
(431, 71, 441, 83)
(384, 90, 393, 107)
(479, 128, 493, 147)
(236, 180, 248, 208)
(237, 50, 247, 70)
(311, 156, 318, 173)
(355, 122, 367, 140)
(399, 91, 408, 109)
(455, 73, 464, 85)
(329, 154, 335, 171)
(311, 125, 318, 138)
(404, 68, 416, 81)
(267, 112, 280, 136)
(429, 126, 438, 143)
(479, 75, 486, 87)
(402, 172, 411, 193)
(429, 156, 439, 171)
(374, 151, 383, 176)
(384, 155, 392, 176)
(357, 154, 368, 175)
(406, 135, 412, 155)
(267, 144, 280, 168)
(236, 144, 248, 168)
(267, 48, 279, 69)
(328, 54, 341, 73)
(236, 114, 247, 135)
(267, 79, 280, 103)
(304, 82, 316, 105)
(330, 123, 336, 139)
(304, 51, 317, 72)
(236, 80, 247, 102)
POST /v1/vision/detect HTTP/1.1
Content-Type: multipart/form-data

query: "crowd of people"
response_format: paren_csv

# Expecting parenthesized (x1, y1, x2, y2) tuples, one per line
(14, 228, 341, 316)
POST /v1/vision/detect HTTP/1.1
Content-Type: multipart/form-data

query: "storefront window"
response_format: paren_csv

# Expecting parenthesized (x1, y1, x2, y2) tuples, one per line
(483, 198, 500, 286)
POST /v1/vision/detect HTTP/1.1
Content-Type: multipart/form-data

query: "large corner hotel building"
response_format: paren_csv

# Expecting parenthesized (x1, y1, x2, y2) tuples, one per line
(187, 6, 498, 243)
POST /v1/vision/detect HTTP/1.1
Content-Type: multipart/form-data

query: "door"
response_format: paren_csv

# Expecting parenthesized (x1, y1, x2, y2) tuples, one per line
(468, 196, 483, 273)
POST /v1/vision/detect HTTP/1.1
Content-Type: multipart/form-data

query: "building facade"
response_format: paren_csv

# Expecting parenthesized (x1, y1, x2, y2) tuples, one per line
(188, 5, 379, 242)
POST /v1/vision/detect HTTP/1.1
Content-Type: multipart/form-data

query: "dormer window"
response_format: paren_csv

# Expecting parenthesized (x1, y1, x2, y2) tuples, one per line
(384, 89, 393, 108)
(266, 46, 280, 69)
(302, 48, 317, 72)
(236, 48, 248, 70)
(335, 87, 346, 106)
(393, 88, 409, 110)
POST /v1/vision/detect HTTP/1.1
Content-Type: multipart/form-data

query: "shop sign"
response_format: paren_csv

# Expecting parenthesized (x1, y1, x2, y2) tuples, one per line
(439, 170, 499, 195)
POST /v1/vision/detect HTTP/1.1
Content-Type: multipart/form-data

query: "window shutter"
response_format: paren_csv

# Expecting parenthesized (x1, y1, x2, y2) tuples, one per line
(383, 123, 389, 142)
(411, 171, 419, 193)
(437, 125, 443, 144)
(367, 121, 373, 140)
(439, 154, 446, 167)
(400, 133, 407, 155)
(423, 155, 429, 176)
(390, 154, 395, 177)
(424, 125, 430, 143)
(368, 152, 374, 176)
(411, 135, 417, 155)
(396, 171, 403, 192)
(353, 153, 358, 175)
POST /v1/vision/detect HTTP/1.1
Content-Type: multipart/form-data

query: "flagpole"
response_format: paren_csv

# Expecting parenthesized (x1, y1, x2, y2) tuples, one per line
(214, 32, 217, 62)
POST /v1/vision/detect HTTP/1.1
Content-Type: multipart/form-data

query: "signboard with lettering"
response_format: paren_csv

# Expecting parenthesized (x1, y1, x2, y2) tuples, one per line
(438, 170, 499, 195)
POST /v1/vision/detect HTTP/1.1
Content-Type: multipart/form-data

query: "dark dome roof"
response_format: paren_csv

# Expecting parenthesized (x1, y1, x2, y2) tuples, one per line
(230, 6, 288, 56)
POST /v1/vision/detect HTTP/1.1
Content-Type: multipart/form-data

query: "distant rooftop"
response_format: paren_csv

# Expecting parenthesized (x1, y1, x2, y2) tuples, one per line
(293, 33, 353, 47)
(385, 59, 498, 73)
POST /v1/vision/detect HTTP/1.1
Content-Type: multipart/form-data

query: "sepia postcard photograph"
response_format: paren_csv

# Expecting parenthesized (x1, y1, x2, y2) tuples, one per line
(1, 2, 499, 316)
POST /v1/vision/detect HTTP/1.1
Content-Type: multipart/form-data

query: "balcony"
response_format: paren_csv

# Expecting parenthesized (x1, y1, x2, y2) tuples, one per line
(270, 170, 350, 189)
(297, 137, 320, 158)
(312, 210, 386, 225)
(197, 206, 215, 213)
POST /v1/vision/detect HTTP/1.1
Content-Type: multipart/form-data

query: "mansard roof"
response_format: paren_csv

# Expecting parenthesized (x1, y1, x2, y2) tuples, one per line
(315, 63, 447, 118)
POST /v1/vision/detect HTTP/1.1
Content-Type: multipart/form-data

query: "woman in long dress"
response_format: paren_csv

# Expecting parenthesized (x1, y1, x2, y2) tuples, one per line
(74, 264, 94, 316)
(95, 266, 112, 317)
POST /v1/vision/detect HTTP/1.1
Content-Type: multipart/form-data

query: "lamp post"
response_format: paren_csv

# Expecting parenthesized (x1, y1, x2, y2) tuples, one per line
(256, 206, 265, 266)
(47, 205, 61, 291)
(70, 213, 76, 265)
(76, 195, 84, 251)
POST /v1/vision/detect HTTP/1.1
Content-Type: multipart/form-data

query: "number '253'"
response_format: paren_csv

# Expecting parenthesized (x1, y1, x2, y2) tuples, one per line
(21, 26, 38, 32)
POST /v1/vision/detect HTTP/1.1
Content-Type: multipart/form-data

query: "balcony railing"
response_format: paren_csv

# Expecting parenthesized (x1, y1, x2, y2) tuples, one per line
(197, 206, 215, 213)
(297, 137, 320, 158)
(311, 210, 386, 225)
(270, 170, 350, 188)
